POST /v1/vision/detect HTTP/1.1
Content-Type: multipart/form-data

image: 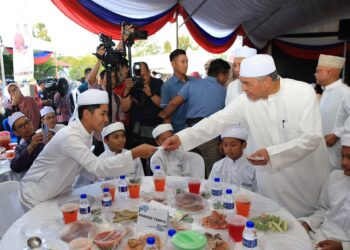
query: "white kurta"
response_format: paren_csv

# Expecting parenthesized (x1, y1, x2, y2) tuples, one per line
(177, 77, 330, 217)
(20, 120, 135, 208)
(150, 148, 185, 176)
(208, 155, 257, 192)
(225, 79, 243, 106)
(98, 149, 145, 177)
(299, 170, 350, 243)
(36, 124, 66, 134)
(319, 80, 350, 169)
(334, 93, 350, 136)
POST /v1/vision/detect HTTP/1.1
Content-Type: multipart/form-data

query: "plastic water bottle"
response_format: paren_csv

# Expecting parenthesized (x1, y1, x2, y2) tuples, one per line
(153, 166, 166, 192)
(223, 188, 234, 212)
(166, 229, 176, 250)
(211, 177, 222, 202)
(143, 236, 158, 250)
(243, 221, 257, 249)
(79, 193, 91, 221)
(118, 175, 129, 199)
(102, 187, 113, 221)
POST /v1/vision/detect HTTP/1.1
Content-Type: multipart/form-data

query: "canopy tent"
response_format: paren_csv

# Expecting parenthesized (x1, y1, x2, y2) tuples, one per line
(52, 0, 350, 53)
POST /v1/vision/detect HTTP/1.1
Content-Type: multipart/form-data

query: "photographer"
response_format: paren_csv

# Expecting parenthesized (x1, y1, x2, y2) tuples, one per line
(121, 62, 163, 174)
(37, 80, 51, 107)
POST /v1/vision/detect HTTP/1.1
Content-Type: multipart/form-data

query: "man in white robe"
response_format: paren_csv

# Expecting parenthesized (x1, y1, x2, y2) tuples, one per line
(316, 54, 350, 170)
(163, 54, 330, 217)
(20, 89, 156, 209)
(225, 46, 257, 106)
(299, 133, 350, 250)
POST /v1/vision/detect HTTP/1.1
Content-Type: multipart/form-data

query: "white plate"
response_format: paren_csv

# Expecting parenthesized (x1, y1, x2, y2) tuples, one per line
(251, 197, 280, 213)
(57, 194, 95, 207)
(259, 234, 313, 250)
(171, 192, 209, 214)
(20, 216, 62, 238)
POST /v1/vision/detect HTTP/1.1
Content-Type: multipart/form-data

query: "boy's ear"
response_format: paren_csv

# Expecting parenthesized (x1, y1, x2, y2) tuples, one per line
(242, 141, 247, 149)
(103, 137, 108, 144)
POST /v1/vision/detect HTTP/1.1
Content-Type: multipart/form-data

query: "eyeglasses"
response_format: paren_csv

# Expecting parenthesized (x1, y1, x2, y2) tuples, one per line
(15, 119, 30, 130)
(44, 115, 56, 120)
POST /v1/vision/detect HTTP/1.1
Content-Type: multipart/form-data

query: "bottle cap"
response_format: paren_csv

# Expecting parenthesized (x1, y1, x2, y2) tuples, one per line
(168, 229, 176, 237)
(214, 177, 220, 182)
(120, 175, 126, 179)
(80, 193, 87, 199)
(226, 189, 232, 194)
(103, 187, 109, 192)
(155, 166, 160, 170)
(246, 221, 254, 228)
(146, 237, 155, 245)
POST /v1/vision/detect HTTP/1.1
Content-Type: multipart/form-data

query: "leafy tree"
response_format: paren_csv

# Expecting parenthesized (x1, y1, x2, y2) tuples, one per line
(33, 23, 51, 42)
(163, 40, 172, 54)
(178, 35, 199, 51)
(132, 39, 161, 57)
(59, 54, 97, 80)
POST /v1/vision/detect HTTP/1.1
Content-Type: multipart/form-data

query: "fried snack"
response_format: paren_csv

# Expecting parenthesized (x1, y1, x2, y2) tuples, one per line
(125, 233, 162, 250)
(113, 210, 138, 223)
(201, 211, 227, 230)
(204, 232, 230, 250)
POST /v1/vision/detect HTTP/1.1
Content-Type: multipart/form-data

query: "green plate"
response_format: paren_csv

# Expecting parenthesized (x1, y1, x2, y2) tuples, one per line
(172, 230, 207, 250)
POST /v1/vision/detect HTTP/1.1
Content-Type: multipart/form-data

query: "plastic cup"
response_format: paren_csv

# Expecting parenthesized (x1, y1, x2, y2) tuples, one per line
(226, 214, 246, 242)
(68, 237, 93, 250)
(0, 147, 6, 160)
(6, 150, 15, 159)
(154, 177, 166, 192)
(8, 142, 17, 150)
(128, 178, 141, 199)
(60, 203, 79, 224)
(188, 177, 201, 194)
(235, 195, 251, 217)
(101, 183, 116, 202)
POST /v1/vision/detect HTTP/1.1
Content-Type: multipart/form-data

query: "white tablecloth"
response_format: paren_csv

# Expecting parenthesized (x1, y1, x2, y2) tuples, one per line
(0, 159, 23, 183)
(0, 176, 313, 249)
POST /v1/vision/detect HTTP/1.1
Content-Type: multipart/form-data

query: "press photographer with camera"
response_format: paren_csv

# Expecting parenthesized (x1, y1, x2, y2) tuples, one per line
(54, 78, 71, 125)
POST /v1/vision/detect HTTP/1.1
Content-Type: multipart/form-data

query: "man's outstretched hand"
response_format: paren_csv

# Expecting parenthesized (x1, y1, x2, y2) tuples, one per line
(162, 135, 181, 151)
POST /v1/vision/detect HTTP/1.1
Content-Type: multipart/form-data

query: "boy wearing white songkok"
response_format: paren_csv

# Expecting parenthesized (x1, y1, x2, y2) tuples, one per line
(20, 89, 156, 208)
(37, 106, 65, 133)
(209, 126, 257, 192)
(299, 133, 350, 250)
(150, 124, 202, 177)
(99, 122, 144, 176)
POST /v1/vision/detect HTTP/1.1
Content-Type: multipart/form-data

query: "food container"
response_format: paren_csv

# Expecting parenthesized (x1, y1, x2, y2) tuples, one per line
(172, 230, 207, 250)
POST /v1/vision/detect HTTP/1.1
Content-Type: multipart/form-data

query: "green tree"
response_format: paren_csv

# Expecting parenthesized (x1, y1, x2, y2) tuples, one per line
(178, 35, 199, 51)
(132, 39, 161, 57)
(163, 40, 172, 54)
(59, 54, 97, 80)
(33, 23, 51, 42)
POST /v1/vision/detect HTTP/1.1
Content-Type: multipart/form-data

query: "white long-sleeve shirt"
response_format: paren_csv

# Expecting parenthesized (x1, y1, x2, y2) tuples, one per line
(20, 120, 136, 208)
(98, 149, 144, 177)
(299, 170, 350, 242)
(225, 79, 243, 106)
(177, 77, 330, 217)
(208, 155, 257, 192)
(334, 93, 350, 136)
(150, 148, 185, 176)
(319, 79, 350, 169)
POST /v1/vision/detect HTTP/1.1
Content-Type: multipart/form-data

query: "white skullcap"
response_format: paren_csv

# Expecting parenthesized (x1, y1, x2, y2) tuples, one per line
(318, 54, 345, 69)
(341, 133, 350, 147)
(77, 89, 109, 106)
(8, 112, 26, 129)
(101, 122, 125, 138)
(221, 126, 248, 141)
(40, 106, 55, 117)
(235, 46, 257, 58)
(152, 124, 173, 139)
(240, 54, 276, 78)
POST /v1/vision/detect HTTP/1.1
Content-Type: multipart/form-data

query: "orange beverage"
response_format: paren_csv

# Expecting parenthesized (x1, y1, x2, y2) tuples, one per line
(0, 132, 10, 150)
(6, 150, 15, 159)
(101, 183, 116, 202)
(60, 203, 79, 224)
(128, 182, 141, 199)
(235, 196, 251, 217)
(154, 177, 166, 192)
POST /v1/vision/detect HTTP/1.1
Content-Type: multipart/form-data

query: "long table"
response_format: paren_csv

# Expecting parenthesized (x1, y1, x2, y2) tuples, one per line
(0, 176, 313, 249)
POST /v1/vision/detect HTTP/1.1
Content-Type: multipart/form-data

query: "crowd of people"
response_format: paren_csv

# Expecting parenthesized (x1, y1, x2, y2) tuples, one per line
(1, 42, 350, 249)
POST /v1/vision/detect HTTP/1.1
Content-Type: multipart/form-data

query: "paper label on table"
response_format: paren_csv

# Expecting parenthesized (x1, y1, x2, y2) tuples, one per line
(136, 202, 169, 234)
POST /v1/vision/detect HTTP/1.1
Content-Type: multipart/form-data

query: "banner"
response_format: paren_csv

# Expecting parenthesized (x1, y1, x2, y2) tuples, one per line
(13, 22, 34, 82)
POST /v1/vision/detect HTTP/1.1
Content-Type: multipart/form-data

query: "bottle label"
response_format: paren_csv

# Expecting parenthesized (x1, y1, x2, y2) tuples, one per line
(118, 186, 128, 192)
(102, 198, 112, 207)
(79, 206, 91, 214)
(243, 238, 257, 248)
(211, 189, 222, 196)
(223, 202, 234, 210)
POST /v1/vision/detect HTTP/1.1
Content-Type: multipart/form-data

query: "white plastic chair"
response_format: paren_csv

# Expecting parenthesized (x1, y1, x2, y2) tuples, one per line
(0, 181, 25, 237)
(182, 152, 205, 178)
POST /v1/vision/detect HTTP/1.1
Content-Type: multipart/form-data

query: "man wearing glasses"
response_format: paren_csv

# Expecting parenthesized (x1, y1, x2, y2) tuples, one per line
(8, 112, 52, 175)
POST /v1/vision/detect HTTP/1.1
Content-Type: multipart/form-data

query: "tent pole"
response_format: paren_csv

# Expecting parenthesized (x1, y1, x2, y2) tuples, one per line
(176, 16, 179, 49)
(342, 41, 347, 82)
(179, 0, 207, 28)
(0, 35, 6, 89)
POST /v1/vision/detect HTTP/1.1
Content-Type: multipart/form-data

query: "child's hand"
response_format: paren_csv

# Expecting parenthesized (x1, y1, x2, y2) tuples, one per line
(131, 144, 156, 159)
(316, 240, 343, 250)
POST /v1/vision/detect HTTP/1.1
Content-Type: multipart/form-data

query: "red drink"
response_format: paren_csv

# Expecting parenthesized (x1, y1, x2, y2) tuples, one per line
(235, 196, 251, 217)
(188, 182, 201, 194)
(128, 183, 141, 199)
(0, 132, 11, 150)
(60, 203, 79, 224)
(154, 177, 166, 192)
(227, 223, 245, 242)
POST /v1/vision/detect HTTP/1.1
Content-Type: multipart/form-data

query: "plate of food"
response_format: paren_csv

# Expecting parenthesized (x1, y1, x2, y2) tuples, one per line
(171, 192, 209, 213)
(59, 221, 94, 243)
(203, 231, 234, 250)
(123, 230, 165, 250)
(112, 210, 138, 224)
(250, 214, 292, 233)
(199, 211, 227, 230)
(20, 216, 62, 238)
(140, 191, 168, 205)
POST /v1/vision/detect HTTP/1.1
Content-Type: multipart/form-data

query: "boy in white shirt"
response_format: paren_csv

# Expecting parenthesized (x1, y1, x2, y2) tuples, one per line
(209, 126, 257, 192)
(299, 133, 350, 250)
(99, 122, 144, 176)
(38, 106, 65, 133)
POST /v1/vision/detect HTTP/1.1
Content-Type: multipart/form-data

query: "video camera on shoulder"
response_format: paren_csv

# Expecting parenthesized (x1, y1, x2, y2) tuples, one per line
(132, 62, 144, 92)
(98, 34, 123, 69)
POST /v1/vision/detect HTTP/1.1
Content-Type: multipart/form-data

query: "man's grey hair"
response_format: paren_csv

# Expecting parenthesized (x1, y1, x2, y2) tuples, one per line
(257, 70, 279, 81)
